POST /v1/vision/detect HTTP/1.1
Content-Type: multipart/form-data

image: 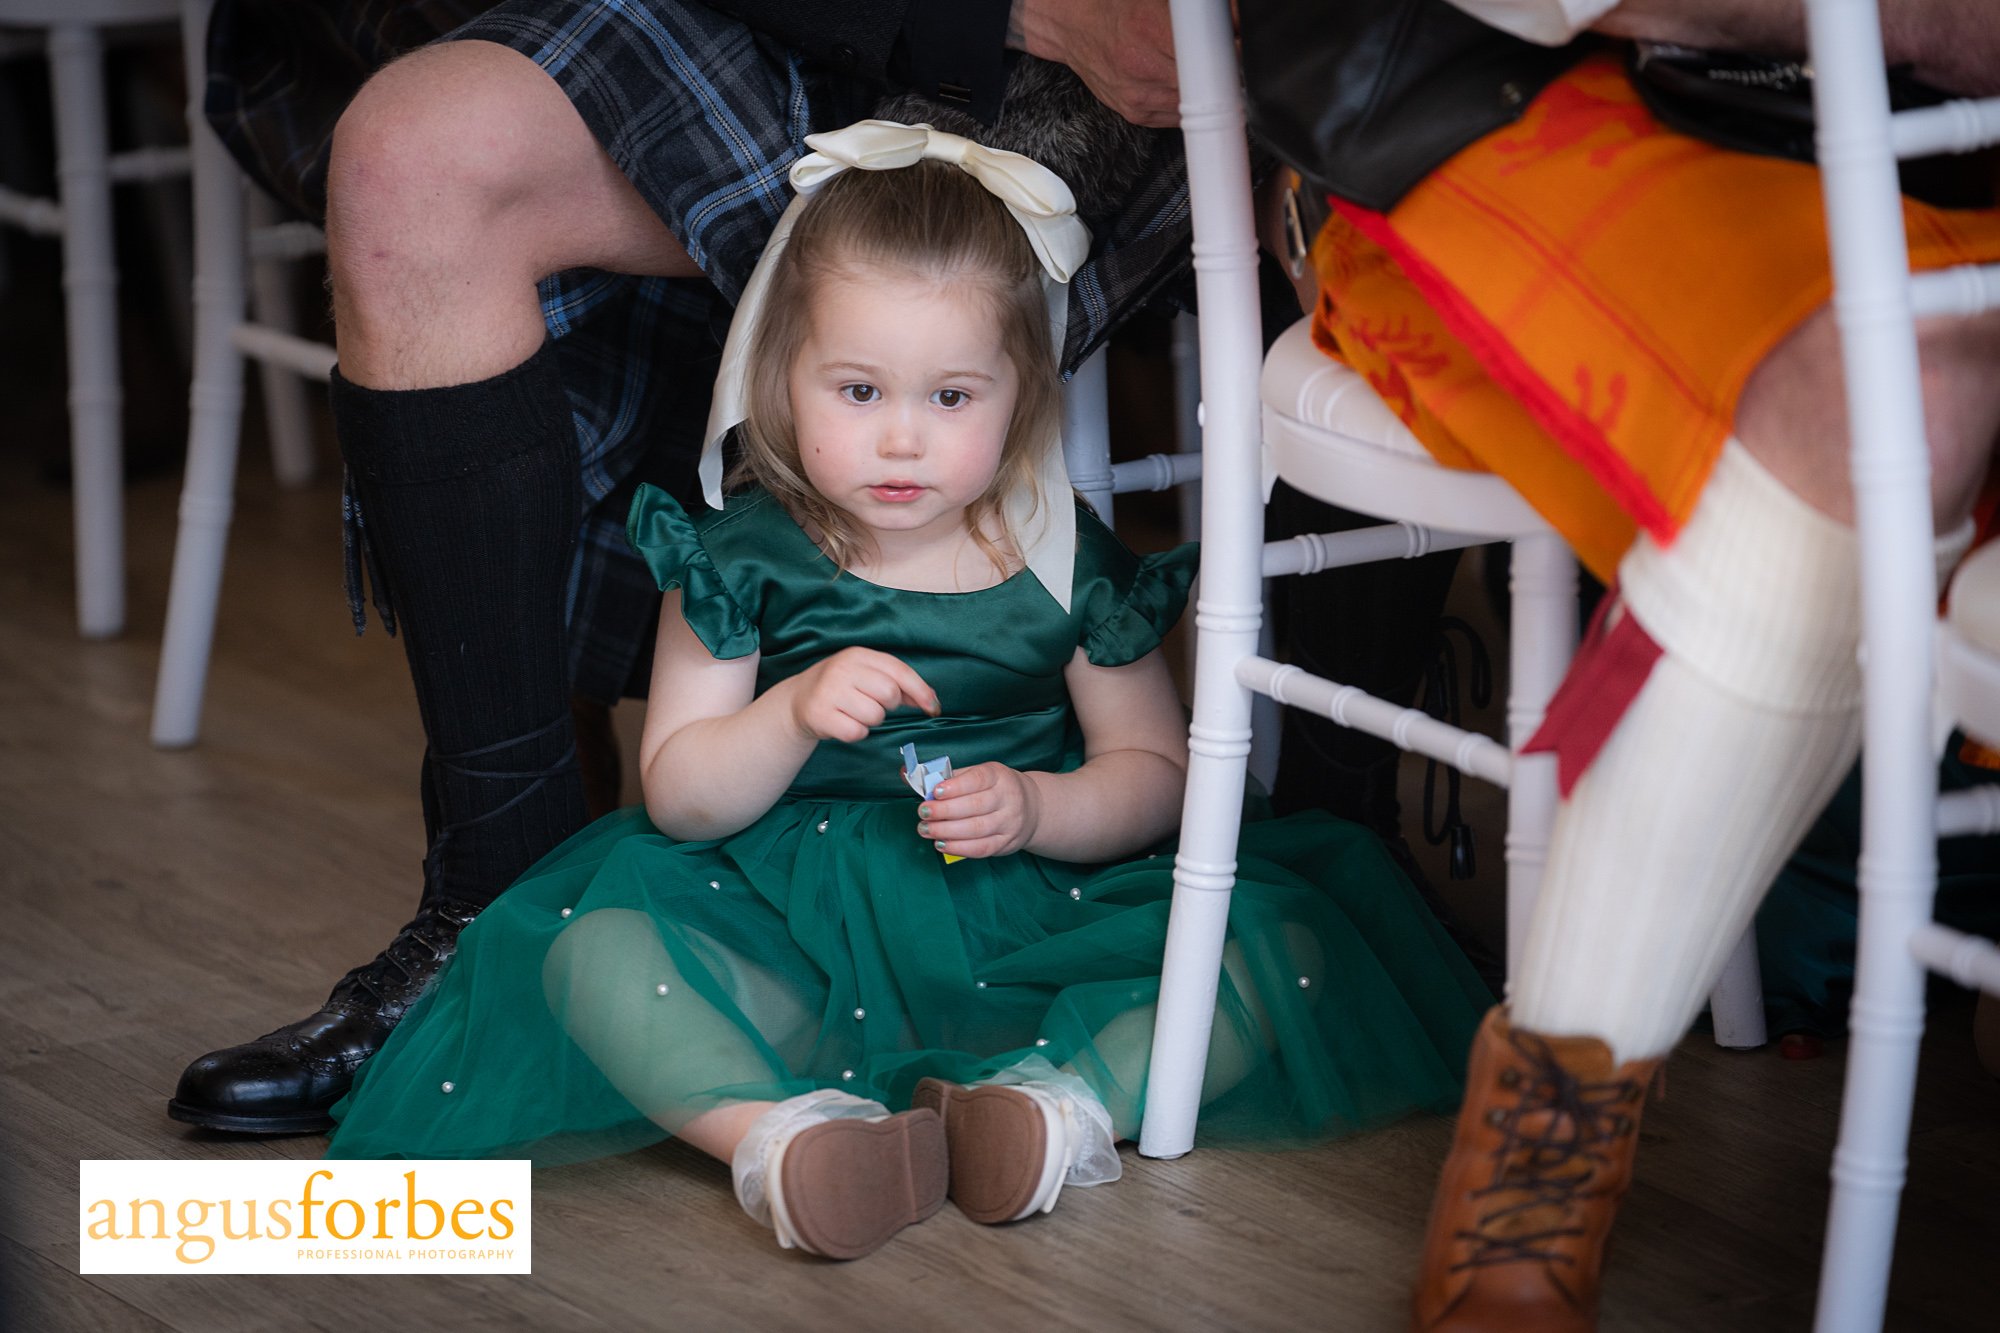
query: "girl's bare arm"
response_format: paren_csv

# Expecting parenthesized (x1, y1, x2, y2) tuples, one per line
(639, 591, 939, 839)
(921, 646, 1188, 863)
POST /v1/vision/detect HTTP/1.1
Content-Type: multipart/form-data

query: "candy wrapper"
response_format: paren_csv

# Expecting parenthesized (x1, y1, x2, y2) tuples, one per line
(900, 742, 963, 864)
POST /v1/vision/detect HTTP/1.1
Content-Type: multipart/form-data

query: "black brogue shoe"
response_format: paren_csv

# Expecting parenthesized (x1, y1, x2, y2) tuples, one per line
(167, 898, 481, 1134)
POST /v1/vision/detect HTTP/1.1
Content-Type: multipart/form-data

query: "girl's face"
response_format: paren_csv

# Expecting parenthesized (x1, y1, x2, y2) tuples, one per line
(789, 265, 1020, 550)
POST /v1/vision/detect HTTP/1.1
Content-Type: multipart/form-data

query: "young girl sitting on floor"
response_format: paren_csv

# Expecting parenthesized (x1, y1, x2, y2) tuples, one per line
(324, 122, 1489, 1260)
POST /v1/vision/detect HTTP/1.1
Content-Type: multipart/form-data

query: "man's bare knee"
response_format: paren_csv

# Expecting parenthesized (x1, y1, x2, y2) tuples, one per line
(330, 41, 694, 290)
(1735, 303, 2000, 526)
(327, 43, 560, 284)
(325, 40, 695, 385)
(1915, 310, 2000, 523)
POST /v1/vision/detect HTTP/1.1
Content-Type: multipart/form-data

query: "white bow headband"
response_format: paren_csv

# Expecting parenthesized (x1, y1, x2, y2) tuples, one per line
(699, 119, 1093, 611)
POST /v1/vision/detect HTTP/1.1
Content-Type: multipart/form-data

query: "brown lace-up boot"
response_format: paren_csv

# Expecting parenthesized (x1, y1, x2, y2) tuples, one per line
(1411, 1007, 1662, 1332)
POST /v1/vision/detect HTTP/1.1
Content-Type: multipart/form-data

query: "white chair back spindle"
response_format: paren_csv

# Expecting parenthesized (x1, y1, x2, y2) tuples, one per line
(1809, 0, 2000, 1326)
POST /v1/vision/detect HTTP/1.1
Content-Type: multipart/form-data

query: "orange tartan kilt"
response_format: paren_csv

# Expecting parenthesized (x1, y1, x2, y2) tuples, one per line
(1308, 52, 2000, 582)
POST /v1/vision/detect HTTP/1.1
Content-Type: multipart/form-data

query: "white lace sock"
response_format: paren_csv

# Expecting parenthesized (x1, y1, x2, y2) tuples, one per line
(1511, 439, 1972, 1063)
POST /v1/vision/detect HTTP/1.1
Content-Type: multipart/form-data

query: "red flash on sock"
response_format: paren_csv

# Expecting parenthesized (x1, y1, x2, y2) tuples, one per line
(1524, 589, 1665, 797)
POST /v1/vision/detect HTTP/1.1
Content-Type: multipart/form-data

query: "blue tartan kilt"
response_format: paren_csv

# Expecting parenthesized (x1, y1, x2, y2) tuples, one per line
(457, 0, 859, 308)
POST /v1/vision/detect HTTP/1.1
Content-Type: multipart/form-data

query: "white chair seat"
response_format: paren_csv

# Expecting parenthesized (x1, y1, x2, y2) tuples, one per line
(1260, 318, 1549, 538)
(1941, 540, 2000, 746)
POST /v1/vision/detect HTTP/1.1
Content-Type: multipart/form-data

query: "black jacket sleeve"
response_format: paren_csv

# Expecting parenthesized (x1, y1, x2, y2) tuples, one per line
(889, 0, 1014, 122)
(704, 0, 1016, 123)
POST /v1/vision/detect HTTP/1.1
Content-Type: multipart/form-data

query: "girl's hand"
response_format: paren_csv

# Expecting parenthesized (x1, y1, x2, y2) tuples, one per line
(918, 763, 1042, 859)
(784, 647, 939, 743)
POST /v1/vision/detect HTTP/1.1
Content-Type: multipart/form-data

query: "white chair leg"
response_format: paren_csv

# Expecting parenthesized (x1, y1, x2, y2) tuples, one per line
(1064, 348, 1114, 526)
(1708, 926, 1769, 1048)
(1815, 765, 1935, 1331)
(48, 21, 123, 639)
(246, 188, 315, 487)
(151, 0, 244, 748)
(1502, 533, 1577, 980)
(1139, 0, 1263, 1161)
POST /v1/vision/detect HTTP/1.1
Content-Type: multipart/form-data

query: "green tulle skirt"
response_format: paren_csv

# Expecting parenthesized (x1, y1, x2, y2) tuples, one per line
(325, 799, 1490, 1163)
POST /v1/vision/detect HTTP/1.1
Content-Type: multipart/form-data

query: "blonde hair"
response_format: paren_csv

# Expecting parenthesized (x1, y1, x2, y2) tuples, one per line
(729, 160, 1062, 574)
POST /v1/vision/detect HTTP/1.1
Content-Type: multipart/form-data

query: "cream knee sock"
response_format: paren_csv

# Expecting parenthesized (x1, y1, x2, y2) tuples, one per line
(1511, 440, 1971, 1063)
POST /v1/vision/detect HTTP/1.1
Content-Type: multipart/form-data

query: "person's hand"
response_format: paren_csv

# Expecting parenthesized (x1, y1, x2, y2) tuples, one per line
(782, 648, 938, 743)
(917, 762, 1042, 858)
(1011, 0, 1180, 128)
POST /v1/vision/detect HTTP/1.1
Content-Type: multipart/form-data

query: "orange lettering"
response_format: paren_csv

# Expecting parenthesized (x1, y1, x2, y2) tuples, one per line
(404, 1171, 445, 1241)
(450, 1199, 487, 1240)
(326, 1198, 365, 1240)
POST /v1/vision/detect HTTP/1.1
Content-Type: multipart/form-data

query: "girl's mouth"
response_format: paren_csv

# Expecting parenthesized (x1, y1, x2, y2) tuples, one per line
(869, 484, 926, 503)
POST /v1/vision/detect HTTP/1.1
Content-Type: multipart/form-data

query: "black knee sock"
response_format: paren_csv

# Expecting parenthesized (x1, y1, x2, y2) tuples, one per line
(331, 342, 588, 909)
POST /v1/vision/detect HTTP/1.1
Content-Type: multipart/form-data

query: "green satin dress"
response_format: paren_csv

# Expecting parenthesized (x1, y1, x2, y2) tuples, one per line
(324, 487, 1489, 1164)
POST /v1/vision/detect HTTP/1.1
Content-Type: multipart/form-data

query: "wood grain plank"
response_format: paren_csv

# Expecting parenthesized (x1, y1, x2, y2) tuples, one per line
(1, 1232, 175, 1333)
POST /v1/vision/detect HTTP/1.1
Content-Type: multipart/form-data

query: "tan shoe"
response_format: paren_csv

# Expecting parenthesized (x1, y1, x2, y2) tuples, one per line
(1412, 1007, 1661, 1332)
(914, 1071, 1126, 1223)
(914, 1079, 1065, 1224)
(734, 1091, 947, 1260)
(770, 1109, 947, 1259)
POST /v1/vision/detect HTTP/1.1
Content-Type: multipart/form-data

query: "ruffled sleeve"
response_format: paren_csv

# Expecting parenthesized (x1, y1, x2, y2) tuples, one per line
(625, 484, 759, 660)
(1071, 506, 1200, 668)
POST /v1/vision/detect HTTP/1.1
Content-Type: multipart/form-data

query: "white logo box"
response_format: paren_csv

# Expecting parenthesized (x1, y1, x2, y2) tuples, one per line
(80, 1160, 531, 1274)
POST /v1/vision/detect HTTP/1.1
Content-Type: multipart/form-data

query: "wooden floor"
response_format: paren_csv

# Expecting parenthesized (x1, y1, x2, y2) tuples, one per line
(6, 429, 2000, 1332)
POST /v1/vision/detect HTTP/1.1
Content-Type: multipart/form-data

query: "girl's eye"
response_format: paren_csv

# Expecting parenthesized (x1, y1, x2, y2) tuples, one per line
(840, 384, 878, 404)
(932, 388, 968, 409)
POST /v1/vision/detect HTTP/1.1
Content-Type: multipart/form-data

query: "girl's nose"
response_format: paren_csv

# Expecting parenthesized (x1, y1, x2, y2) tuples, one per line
(877, 407, 922, 456)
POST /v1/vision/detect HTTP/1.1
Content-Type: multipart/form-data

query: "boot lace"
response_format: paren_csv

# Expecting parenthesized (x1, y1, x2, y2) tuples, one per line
(329, 899, 482, 1010)
(1451, 1028, 1642, 1272)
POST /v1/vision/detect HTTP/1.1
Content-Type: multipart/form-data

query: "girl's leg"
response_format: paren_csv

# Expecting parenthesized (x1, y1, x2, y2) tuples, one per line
(921, 926, 1325, 1224)
(1074, 927, 1323, 1141)
(541, 908, 791, 1142)
(676, 1102, 777, 1161)
(543, 909, 946, 1258)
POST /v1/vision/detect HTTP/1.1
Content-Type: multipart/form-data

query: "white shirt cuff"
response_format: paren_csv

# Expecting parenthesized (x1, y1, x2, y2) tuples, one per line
(1442, 0, 1618, 47)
